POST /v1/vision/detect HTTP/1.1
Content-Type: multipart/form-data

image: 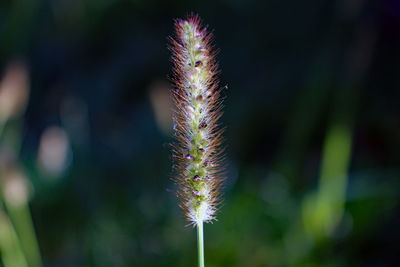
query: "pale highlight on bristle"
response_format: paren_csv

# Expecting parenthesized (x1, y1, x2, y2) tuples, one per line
(169, 14, 225, 226)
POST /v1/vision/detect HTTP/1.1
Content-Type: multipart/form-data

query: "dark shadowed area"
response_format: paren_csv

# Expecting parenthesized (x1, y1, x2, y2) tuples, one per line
(0, 0, 399, 266)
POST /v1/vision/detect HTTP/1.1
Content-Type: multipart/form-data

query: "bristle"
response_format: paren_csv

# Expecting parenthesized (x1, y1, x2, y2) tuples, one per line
(169, 14, 225, 226)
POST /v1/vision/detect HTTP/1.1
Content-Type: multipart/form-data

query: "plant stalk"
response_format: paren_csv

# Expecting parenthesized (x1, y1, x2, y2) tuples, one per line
(197, 221, 204, 267)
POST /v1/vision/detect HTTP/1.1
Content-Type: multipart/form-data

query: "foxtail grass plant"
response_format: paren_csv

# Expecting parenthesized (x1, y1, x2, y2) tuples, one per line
(168, 14, 225, 267)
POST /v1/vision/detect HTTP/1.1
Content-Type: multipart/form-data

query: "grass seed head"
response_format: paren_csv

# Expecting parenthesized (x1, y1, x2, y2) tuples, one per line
(169, 14, 225, 226)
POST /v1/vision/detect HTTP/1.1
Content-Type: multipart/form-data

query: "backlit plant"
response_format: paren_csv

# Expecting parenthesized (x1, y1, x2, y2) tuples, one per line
(168, 14, 226, 267)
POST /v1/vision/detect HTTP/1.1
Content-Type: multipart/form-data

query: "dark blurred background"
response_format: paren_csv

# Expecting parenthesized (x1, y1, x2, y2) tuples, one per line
(0, 0, 399, 266)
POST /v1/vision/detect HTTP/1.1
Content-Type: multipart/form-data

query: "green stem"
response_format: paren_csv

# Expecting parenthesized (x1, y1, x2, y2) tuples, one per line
(5, 204, 42, 267)
(197, 221, 204, 267)
(0, 203, 28, 267)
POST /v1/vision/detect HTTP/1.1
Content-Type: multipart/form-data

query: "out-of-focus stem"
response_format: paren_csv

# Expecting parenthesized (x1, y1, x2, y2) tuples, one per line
(0, 116, 42, 267)
(5, 203, 42, 267)
(0, 203, 27, 267)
